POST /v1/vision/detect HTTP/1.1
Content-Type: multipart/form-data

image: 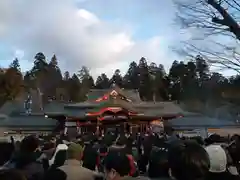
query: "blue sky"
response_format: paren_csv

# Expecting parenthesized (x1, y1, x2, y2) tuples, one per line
(0, 0, 211, 77)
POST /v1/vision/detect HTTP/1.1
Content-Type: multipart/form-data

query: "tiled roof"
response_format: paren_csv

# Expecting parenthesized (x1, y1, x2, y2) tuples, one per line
(88, 98, 139, 113)
(87, 89, 108, 101)
(87, 87, 142, 103)
(0, 116, 57, 127)
(167, 116, 238, 128)
(134, 102, 186, 116)
(124, 90, 141, 102)
(44, 102, 65, 112)
(0, 101, 25, 115)
(65, 102, 98, 108)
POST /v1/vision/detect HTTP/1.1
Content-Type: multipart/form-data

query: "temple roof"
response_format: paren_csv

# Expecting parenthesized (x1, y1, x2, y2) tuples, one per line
(86, 86, 141, 103)
(87, 97, 139, 113)
(124, 90, 141, 103)
(167, 116, 238, 128)
(0, 115, 57, 127)
(0, 101, 25, 115)
(44, 101, 65, 112)
(87, 89, 108, 101)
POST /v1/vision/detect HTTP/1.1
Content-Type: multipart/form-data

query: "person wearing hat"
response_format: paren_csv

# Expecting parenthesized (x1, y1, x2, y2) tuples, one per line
(205, 145, 239, 180)
(57, 143, 100, 180)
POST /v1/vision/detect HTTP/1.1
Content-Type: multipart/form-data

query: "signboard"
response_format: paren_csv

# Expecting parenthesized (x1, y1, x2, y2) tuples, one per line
(107, 107, 122, 113)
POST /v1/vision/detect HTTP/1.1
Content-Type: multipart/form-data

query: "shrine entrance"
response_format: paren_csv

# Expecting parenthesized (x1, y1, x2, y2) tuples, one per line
(98, 110, 130, 133)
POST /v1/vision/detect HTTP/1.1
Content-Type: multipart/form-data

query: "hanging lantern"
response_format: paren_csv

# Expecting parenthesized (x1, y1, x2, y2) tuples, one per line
(103, 95, 108, 100)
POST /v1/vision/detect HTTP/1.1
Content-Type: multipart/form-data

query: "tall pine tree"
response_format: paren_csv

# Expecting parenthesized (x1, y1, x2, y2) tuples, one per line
(110, 69, 123, 87)
(9, 58, 21, 72)
(123, 61, 139, 89)
(138, 57, 152, 100)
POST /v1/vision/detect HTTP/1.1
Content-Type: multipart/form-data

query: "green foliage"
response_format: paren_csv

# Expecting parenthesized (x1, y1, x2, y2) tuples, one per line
(1, 52, 240, 105)
(9, 58, 21, 71)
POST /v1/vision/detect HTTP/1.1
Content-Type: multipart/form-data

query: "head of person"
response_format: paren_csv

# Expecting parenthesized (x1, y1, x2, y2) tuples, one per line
(228, 138, 240, 165)
(205, 134, 221, 146)
(168, 140, 210, 180)
(192, 136, 204, 146)
(104, 152, 130, 180)
(20, 135, 39, 153)
(205, 144, 237, 174)
(67, 143, 83, 161)
(53, 150, 67, 168)
(148, 146, 169, 178)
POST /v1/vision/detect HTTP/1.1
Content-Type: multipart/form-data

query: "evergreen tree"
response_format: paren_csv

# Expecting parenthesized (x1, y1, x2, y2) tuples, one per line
(182, 61, 198, 100)
(2, 51, 240, 108)
(138, 57, 152, 100)
(9, 58, 21, 72)
(78, 66, 95, 98)
(149, 62, 168, 101)
(49, 54, 59, 68)
(47, 54, 62, 97)
(33, 52, 48, 71)
(123, 61, 139, 89)
(168, 60, 183, 100)
(63, 71, 70, 81)
(68, 74, 82, 101)
(95, 73, 109, 89)
(110, 69, 123, 87)
(28, 52, 49, 98)
(196, 55, 210, 85)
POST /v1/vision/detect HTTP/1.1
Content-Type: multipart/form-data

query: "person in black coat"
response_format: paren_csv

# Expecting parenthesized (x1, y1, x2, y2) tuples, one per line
(4, 136, 45, 180)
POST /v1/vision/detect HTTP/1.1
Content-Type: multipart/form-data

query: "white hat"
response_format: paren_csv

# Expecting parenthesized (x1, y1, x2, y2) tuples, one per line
(205, 145, 227, 173)
(49, 144, 68, 166)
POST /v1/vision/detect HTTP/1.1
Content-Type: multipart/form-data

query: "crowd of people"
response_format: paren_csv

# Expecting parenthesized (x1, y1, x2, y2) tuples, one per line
(0, 127, 240, 180)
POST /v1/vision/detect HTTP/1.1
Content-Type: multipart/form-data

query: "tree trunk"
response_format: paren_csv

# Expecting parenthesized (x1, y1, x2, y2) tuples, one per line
(208, 0, 240, 40)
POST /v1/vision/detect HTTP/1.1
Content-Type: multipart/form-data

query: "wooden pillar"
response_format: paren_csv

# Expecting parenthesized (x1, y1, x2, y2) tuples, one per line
(129, 124, 132, 134)
(96, 117, 100, 135)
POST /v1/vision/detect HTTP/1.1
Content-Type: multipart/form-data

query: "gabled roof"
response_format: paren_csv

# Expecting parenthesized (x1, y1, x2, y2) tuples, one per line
(87, 89, 108, 101)
(88, 97, 139, 113)
(124, 90, 141, 103)
(86, 85, 141, 103)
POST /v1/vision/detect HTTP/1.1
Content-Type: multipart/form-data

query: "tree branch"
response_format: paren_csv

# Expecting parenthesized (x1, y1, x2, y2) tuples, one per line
(207, 0, 240, 40)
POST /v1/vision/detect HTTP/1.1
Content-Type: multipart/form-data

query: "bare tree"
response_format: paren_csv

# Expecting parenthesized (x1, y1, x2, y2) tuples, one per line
(174, 0, 240, 72)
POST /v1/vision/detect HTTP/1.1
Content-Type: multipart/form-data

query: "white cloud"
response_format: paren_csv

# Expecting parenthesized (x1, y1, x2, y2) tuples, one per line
(0, 0, 175, 77)
(14, 50, 25, 59)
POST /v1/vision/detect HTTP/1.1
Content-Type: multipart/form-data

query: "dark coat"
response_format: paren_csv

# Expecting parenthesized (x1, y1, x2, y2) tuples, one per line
(3, 151, 45, 180)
